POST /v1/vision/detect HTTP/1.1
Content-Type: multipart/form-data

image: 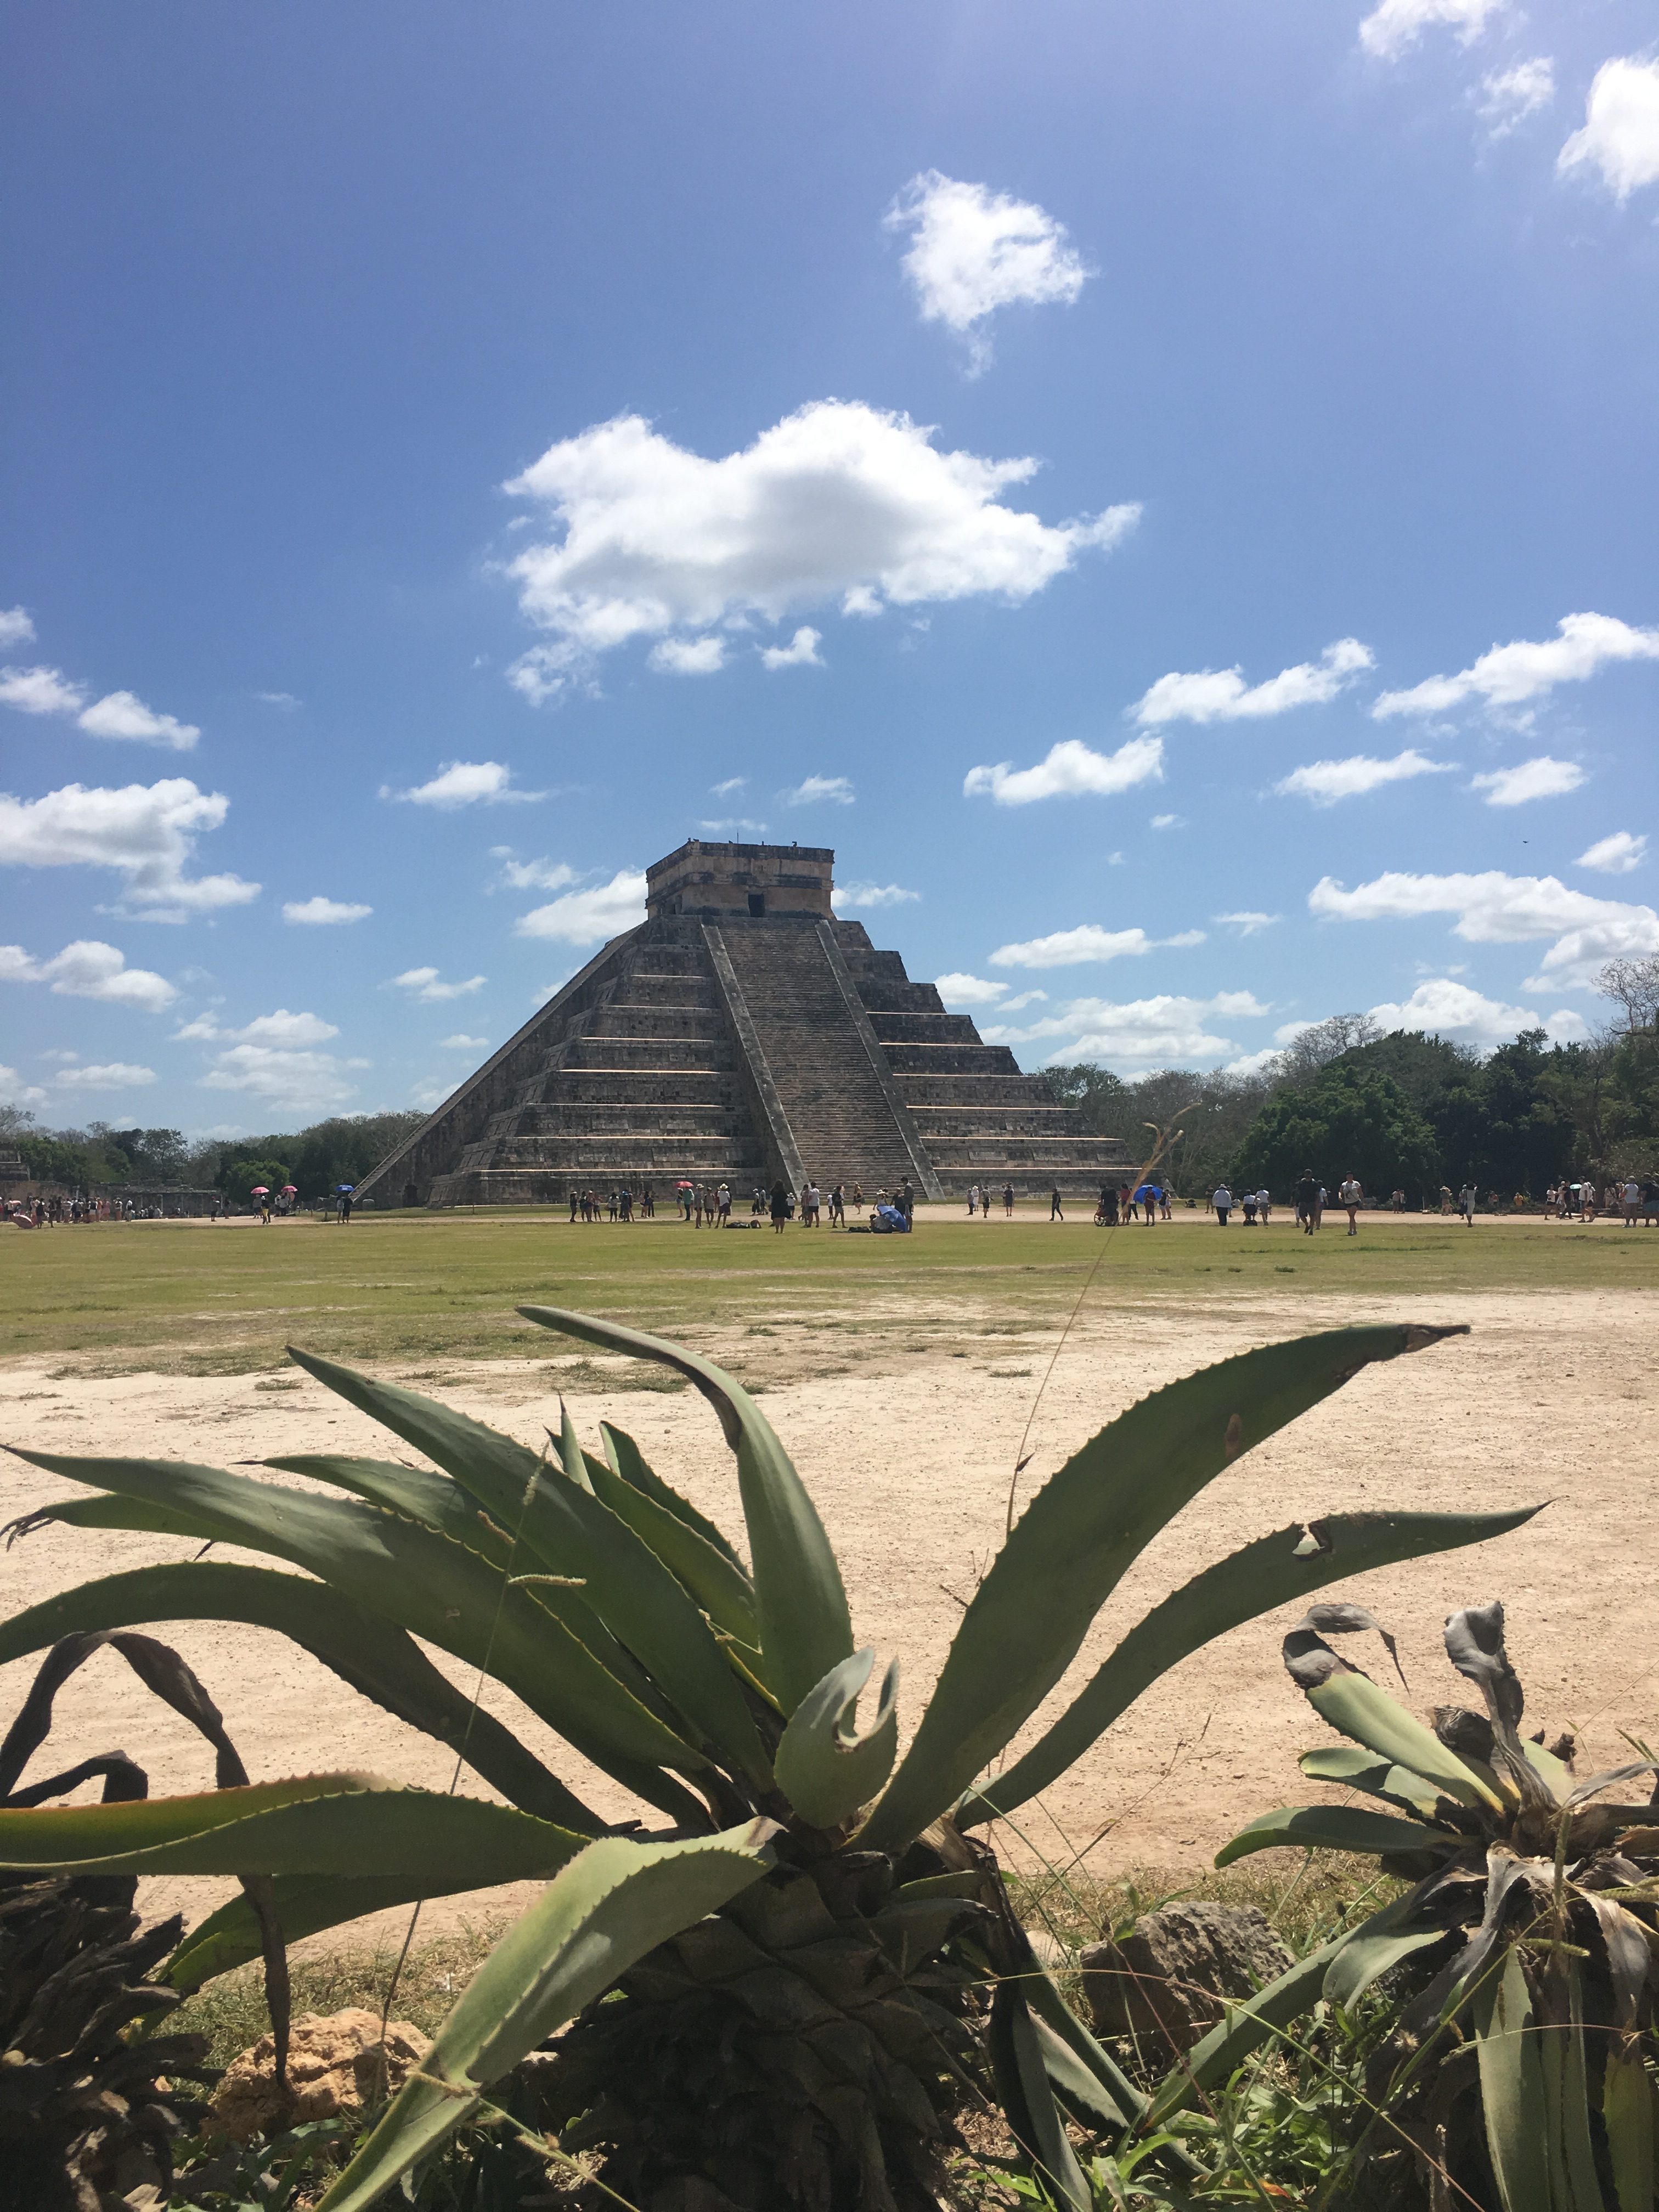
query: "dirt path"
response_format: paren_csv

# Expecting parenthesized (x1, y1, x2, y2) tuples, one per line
(3, 1289, 1652, 1948)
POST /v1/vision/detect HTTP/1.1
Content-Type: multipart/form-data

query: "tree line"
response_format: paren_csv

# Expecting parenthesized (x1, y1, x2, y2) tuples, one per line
(0, 1107, 425, 1209)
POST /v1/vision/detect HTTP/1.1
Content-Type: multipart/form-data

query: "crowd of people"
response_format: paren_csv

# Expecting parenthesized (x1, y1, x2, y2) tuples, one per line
(562, 1177, 918, 1232)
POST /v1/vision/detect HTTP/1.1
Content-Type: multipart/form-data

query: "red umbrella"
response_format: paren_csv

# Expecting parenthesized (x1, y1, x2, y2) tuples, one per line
(280, 1184, 297, 1194)
(675, 1180, 693, 1189)
(251, 1185, 270, 1195)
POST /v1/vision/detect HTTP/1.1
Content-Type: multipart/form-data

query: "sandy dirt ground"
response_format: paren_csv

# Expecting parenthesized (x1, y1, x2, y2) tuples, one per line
(3, 1288, 1653, 1951)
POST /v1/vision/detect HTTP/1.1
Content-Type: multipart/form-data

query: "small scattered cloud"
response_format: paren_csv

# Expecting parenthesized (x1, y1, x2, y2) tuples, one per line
(0, 777, 258, 918)
(174, 1008, 340, 1047)
(490, 853, 579, 893)
(0, 647, 200, 748)
(53, 1060, 157, 1091)
(785, 775, 855, 807)
(832, 882, 920, 911)
(77, 690, 200, 750)
(963, 735, 1163, 807)
(984, 989, 1269, 1068)
(0, 610, 36, 650)
(1558, 58, 1659, 203)
(1577, 831, 1646, 875)
(255, 690, 301, 709)
(710, 776, 747, 797)
(390, 967, 487, 1002)
(0, 938, 178, 1012)
(441, 1033, 489, 1049)
(0, 664, 87, 716)
(1476, 57, 1554, 138)
(1358, 0, 1505, 63)
(760, 626, 824, 671)
(282, 895, 372, 926)
(1308, 867, 1659, 989)
(1131, 639, 1373, 726)
(989, 923, 1206, 970)
(385, 761, 544, 809)
(1470, 756, 1585, 806)
(1276, 749, 1455, 805)
(410, 1075, 453, 1110)
(515, 868, 648, 947)
(1364, 977, 1583, 1048)
(1373, 612, 1659, 720)
(0, 1063, 49, 1108)
(1150, 813, 1184, 831)
(649, 635, 727, 676)
(934, 972, 1008, 1005)
(1215, 911, 1281, 937)
(884, 171, 1090, 371)
(699, 816, 770, 837)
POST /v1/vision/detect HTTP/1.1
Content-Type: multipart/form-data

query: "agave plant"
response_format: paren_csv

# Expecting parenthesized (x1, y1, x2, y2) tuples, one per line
(0, 1312, 1533, 2210)
(1206, 1600, 1658, 2212)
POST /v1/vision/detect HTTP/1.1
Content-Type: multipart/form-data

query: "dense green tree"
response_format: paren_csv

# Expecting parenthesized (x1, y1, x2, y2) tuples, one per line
(107, 1127, 189, 1183)
(1231, 1064, 1438, 1203)
(222, 1157, 292, 1209)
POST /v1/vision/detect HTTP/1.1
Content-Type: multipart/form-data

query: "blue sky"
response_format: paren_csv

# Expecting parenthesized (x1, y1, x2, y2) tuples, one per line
(4, 0, 1658, 1132)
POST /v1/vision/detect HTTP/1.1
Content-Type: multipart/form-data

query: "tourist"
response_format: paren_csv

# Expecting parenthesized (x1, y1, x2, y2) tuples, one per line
(1391, 1188, 1405, 1212)
(641, 1182, 655, 1218)
(569, 1189, 579, 1223)
(1242, 1190, 1257, 1226)
(1439, 1184, 1453, 1216)
(1340, 1175, 1362, 1236)
(717, 1181, 731, 1225)
(1002, 1182, 1014, 1216)
(1458, 1182, 1477, 1226)
(1623, 1175, 1641, 1226)
(1295, 1169, 1318, 1236)
(620, 1188, 634, 1221)
(1160, 1187, 1172, 1221)
(899, 1178, 914, 1222)
(806, 1181, 822, 1226)
(828, 1182, 845, 1227)
(1212, 1182, 1232, 1226)
(1257, 1188, 1271, 1224)
(1096, 1183, 1118, 1227)
(850, 1181, 864, 1216)
(1136, 1181, 1159, 1224)
(967, 1184, 979, 1217)
(337, 1189, 353, 1225)
(770, 1180, 789, 1234)
(1049, 1184, 1064, 1222)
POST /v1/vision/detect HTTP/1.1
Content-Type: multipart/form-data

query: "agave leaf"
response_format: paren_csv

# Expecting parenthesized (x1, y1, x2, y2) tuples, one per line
(588, 1429, 759, 1649)
(264, 1454, 503, 1550)
(7, 1451, 704, 1815)
(0, 1562, 600, 1832)
(1288, 1640, 1504, 1814)
(285, 1351, 769, 1782)
(956, 1505, 1536, 1829)
(1472, 1944, 1550, 2212)
(1297, 1745, 1446, 1821)
(0, 1771, 586, 1883)
(988, 1982, 1090, 2212)
(1139, 1937, 1347, 2130)
(1215, 1803, 1452, 1868)
(517, 1306, 854, 1716)
(313, 1822, 777, 2212)
(774, 1650, 899, 1830)
(601, 1421, 744, 1569)
(5, 1493, 229, 1546)
(1322, 1891, 1447, 2010)
(868, 1325, 1466, 1854)
(166, 1871, 470, 1992)
(1020, 1949, 1149, 2131)
(1604, 2044, 1656, 2212)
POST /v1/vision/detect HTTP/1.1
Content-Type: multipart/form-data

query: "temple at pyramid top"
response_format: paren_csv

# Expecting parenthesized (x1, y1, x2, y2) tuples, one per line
(357, 839, 1129, 1209)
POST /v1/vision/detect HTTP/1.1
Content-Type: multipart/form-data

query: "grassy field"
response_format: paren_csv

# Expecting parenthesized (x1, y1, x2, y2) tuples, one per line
(5, 1206, 1657, 1374)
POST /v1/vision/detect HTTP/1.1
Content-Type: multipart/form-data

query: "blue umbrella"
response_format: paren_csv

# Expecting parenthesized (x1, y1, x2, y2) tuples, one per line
(1134, 1183, 1160, 1202)
(335, 1183, 355, 1193)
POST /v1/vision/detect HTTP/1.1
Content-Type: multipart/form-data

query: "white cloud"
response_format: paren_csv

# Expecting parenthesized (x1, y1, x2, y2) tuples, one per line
(515, 868, 648, 946)
(410, 1075, 453, 1111)
(1358, 0, 1504, 62)
(490, 853, 579, 893)
(283, 895, 373, 925)
(1215, 911, 1281, 936)
(1150, 814, 1184, 831)
(1373, 612, 1659, 719)
(710, 776, 747, 797)
(884, 171, 1089, 370)
(442, 1033, 489, 1049)
(0, 610, 35, 649)
(201, 1045, 358, 1111)
(77, 690, 200, 750)
(53, 1060, 157, 1091)
(501, 402, 1138, 695)
(1131, 639, 1373, 726)
(0, 665, 87, 715)
(0, 938, 178, 1012)
(1276, 749, 1455, 805)
(1308, 868, 1659, 989)
(1577, 831, 1646, 875)
(985, 989, 1269, 1069)
(989, 923, 1206, 970)
(963, 734, 1163, 807)
(760, 626, 824, 671)
(390, 967, 487, 1002)
(255, 690, 301, 709)
(1470, 755, 1585, 806)
(785, 775, 855, 807)
(0, 778, 258, 916)
(386, 760, 542, 809)
(934, 972, 1007, 1005)
(832, 882, 920, 911)
(1558, 58, 1659, 203)
(174, 1008, 341, 1047)
(0, 1064, 49, 1109)
(1363, 977, 1566, 1047)
(1221, 1046, 1285, 1077)
(649, 634, 727, 675)
(1476, 58, 1554, 137)
(699, 816, 770, 837)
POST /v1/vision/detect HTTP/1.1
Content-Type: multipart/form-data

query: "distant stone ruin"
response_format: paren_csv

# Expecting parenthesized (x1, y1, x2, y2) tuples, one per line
(357, 840, 1130, 1207)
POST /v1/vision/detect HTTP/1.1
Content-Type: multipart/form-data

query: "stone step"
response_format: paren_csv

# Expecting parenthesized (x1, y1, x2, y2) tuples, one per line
(866, 1011, 985, 1045)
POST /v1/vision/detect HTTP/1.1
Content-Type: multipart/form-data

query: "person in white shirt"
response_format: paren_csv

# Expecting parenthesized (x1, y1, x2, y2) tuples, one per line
(1458, 1183, 1476, 1226)
(1211, 1183, 1232, 1224)
(1256, 1188, 1271, 1224)
(1623, 1177, 1641, 1226)
(1339, 1176, 1362, 1236)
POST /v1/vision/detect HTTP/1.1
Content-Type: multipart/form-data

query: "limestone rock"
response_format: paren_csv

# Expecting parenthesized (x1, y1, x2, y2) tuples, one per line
(207, 2007, 431, 2143)
(1079, 1901, 1293, 2058)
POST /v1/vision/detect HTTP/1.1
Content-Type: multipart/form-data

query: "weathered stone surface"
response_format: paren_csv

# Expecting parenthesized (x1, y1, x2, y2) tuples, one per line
(207, 2007, 431, 2142)
(1079, 1902, 1293, 2057)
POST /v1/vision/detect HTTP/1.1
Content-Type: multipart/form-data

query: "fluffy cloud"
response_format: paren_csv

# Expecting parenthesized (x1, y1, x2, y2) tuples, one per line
(490, 853, 579, 893)
(176, 1008, 340, 1047)
(442, 1033, 489, 1049)
(1470, 756, 1585, 806)
(1373, 612, 1659, 719)
(699, 816, 770, 837)
(1358, 0, 1505, 61)
(500, 403, 1138, 696)
(984, 989, 1269, 1068)
(390, 967, 487, 1002)
(54, 1060, 157, 1091)
(963, 735, 1163, 806)
(1577, 831, 1646, 875)
(883, 172, 1089, 369)
(1364, 977, 1583, 1047)
(0, 778, 258, 917)
(1131, 639, 1373, 726)
(832, 882, 919, 911)
(1477, 58, 1554, 137)
(283, 895, 372, 925)
(649, 635, 726, 675)
(1308, 868, 1659, 988)
(1276, 749, 1454, 805)
(0, 1064, 49, 1109)
(933, 972, 1009, 1005)
(385, 760, 543, 809)
(786, 775, 855, 807)
(0, 938, 178, 1012)
(0, 610, 35, 649)
(760, 627, 824, 670)
(201, 1045, 358, 1110)
(1215, 911, 1281, 936)
(989, 923, 1206, 970)
(1558, 59, 1659, 202)
(77, 690, 200, 749)
(0, 651, 199, 747)
(515, 868, 648, 947)
(0, 664, 85, 715)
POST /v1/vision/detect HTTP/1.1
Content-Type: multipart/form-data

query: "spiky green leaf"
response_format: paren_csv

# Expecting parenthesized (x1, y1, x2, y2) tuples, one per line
(1474, 1944, 1551, 2212)
(601, 1420, 744, 1567)
(1302, 1668, 1504, 1813)
(589, 1427, 758, 1648)
(1215, 1803, 1453, 1868)
(1141, 1937, 1347, 2130)
(774, 1649, 899, 1830)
